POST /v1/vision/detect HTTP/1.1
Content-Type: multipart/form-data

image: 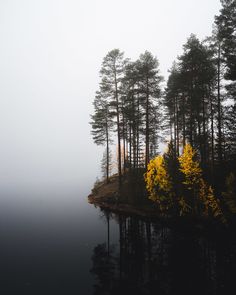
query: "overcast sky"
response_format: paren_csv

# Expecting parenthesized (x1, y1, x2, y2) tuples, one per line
(0, 0, 221, 193)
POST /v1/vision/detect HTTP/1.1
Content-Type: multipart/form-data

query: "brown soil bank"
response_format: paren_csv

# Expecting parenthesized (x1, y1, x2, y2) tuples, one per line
(88, 173, 159, 218)
(88, 173, 231, 228)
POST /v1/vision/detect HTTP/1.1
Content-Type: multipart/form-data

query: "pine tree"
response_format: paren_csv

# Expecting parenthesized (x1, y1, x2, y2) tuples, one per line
(224, 104, 236, 167)
(164, 63, 182, 155)
(214, 0, 236, 174)
(100, 49, 127, 187)
(206, 29, 226, 166)
(101, 149, 113, 182)
(90, 91, 113, 183)
(136, 51, 163, 168)
(164, 35, 217, 174)
(215, 0, 236, 85)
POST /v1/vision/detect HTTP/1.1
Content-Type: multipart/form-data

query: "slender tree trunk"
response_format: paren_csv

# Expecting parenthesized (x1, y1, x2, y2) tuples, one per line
(105, 118, 109, 184)
(209, 92, 215, 183)
(217, 43, 223, 165)
(129, 123, 132, 168)
(176, 97, 180, 156)
(197, 119, 203, 162)
(132, 125, 136, 169)
(136, 88, 140, 168)
(122, 109, 126, 173)
(173, 96, 177, 153)
(115, 71, 122, 188)
(190, 86, 193, 146)
(182, 95, 186, 147)
(132, 92, 136, 169)
(145, 77, 150, 169)
(202, 95, 207, 169)
(170, 115, 173, 141)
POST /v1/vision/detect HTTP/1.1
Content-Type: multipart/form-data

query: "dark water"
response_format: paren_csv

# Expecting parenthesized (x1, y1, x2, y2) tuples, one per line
(0, 186, 236, 295)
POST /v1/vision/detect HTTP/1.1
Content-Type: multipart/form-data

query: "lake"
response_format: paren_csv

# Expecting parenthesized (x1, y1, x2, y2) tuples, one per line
(0, 184, 236, 294)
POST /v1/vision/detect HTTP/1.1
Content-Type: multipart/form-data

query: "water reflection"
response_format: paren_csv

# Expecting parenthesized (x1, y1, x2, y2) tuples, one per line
(91, 209, 236, 295)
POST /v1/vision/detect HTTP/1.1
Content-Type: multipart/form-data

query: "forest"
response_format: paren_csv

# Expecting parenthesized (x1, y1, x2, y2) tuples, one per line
(90, 0, 236, 223)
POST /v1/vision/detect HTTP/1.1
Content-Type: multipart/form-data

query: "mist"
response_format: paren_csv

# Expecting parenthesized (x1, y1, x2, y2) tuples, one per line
(0, 0, 221, 193)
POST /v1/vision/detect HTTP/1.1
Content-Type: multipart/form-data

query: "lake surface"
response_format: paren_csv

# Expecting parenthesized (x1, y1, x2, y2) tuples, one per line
(0, 184, 236, 295)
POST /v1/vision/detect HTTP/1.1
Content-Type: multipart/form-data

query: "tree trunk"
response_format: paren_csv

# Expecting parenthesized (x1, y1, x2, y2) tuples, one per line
(217, 43, 223, 165)
(209, 92, 215, 183)
(106, 119, 109, 184)
(145, 77, 150, 169)
(182, 95, 186, 147)
(115, 71, 122, 188)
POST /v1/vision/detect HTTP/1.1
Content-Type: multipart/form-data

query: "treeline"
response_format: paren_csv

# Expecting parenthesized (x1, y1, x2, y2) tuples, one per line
(90, 0, 236, 191)
(90, 50, 163, 187)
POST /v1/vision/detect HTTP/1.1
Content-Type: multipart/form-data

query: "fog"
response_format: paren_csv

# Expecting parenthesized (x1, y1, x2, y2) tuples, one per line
(0, 0, 221, 193)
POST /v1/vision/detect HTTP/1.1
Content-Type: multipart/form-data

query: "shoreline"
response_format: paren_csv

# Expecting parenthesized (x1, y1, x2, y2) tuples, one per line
(88, 174, 159, 219)
(87, 175, 231, 230)
(88, 196, 159, 219)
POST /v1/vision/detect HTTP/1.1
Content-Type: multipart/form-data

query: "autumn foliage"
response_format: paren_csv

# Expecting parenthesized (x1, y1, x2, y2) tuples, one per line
(144, 143, 225, 221)
(178, 144, 202, 187)
(144, 155, 173, 213)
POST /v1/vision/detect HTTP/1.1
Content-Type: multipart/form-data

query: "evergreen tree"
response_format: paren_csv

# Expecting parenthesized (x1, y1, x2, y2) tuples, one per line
(90, 91, 113, 183)
(136, 51, 163, 168)
(224, 104, 236, 167)
(165, 35, 217, 175)
(122, 61, 145, 169)
(164, 62, 183, 154)
(215, 0, 236, 86)
(101, 149, 113, 182)
(206, 30, 226, 166)
(100, 49, 127, 187)
(214, 0, 236, 174)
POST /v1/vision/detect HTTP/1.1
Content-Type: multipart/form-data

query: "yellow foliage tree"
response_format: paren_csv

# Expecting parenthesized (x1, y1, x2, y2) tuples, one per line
(178, 144, 202, 214)
(178, 144, 225, 221)
(144, 142, 226, 222)
(199, 178, 225, 221)
(178, 144, 202, 187)
(144, 155, 173, 213)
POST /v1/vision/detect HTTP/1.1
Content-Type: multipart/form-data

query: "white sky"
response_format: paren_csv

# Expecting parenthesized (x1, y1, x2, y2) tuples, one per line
(0, 0, 221, 192)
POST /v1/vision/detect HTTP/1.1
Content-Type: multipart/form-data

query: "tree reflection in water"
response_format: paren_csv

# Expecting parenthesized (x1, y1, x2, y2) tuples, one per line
(90, 209, 236, 295)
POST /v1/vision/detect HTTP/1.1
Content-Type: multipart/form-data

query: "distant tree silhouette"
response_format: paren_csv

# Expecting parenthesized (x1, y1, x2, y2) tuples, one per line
(90, 91, 113, 183)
